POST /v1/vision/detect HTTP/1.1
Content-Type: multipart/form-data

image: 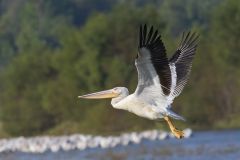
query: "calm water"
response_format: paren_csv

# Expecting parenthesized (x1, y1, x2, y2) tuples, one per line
(1, 130, 240, 160)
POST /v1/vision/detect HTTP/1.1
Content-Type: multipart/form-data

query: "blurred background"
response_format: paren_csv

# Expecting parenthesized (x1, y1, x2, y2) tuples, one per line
(0, 0, 239, 139)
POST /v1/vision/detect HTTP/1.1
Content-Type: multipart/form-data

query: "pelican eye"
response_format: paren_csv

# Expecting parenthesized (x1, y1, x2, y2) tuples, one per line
(113, 87, 121, 94)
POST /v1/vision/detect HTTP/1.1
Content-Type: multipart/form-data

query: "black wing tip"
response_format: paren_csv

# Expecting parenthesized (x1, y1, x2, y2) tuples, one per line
(139, 23, 147, 29)
(139, 23, 147, 48)
(180, 31, 200, 48)
(169, 30, 199, 63)
(139, 24, 161, 49)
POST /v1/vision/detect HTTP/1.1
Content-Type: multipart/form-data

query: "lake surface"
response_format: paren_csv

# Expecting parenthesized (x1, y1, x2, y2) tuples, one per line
(0, 130, 239, 160)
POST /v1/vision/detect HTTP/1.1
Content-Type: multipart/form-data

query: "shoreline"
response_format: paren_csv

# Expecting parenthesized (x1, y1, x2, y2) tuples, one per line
(0, 129, 192, 153)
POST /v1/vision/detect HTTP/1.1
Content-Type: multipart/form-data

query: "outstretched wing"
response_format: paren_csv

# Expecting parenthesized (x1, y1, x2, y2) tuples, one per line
(167, 31, 199, 103)
(135, 24, 171, 106)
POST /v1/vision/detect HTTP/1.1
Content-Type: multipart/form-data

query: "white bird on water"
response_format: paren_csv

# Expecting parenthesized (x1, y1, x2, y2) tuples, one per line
(79, 24, 199, 139)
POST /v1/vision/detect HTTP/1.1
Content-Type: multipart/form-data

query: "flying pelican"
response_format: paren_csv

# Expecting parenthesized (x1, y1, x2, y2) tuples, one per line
(79, 24, 198, 139)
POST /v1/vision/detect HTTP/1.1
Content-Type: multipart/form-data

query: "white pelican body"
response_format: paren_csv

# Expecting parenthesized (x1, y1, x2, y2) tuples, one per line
(112, 93, 161, 120)
(79, 24, 199, 138)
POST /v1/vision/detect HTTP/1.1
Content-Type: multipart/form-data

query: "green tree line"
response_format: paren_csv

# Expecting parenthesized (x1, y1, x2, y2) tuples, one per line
(0, 0, 239, 137)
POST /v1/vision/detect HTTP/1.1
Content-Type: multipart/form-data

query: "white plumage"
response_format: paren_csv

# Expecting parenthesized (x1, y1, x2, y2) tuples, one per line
(79, 24, 199, 138)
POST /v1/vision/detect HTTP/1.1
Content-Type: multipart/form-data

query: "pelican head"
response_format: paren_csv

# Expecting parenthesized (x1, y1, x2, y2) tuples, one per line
(78, 87, 129, 100)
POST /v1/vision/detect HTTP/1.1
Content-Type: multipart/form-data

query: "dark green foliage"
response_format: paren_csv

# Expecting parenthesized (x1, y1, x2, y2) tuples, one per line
(0, 0, 239, 137)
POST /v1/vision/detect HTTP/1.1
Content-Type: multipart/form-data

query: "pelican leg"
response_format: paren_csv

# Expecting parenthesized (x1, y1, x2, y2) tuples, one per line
(164, 116, 184, 139)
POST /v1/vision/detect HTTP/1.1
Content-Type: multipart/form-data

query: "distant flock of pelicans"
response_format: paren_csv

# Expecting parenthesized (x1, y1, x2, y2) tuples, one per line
(0, 129, 192, 153)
